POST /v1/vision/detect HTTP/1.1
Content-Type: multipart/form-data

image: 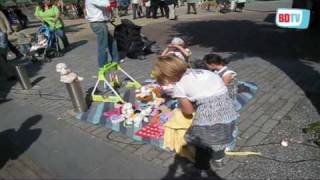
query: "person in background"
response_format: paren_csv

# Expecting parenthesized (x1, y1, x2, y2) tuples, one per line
(165, 0, 176, 20)
(153, 56, 239, 169)
(151, 0, 160, 18)
(109, 0, 119, 20)
(132, 0, 143, 19)
(0, 9, 16, 80)
(186, 0, 198, 14)
(159, 0, 169, 18)
(86, 0, 120, 67)
(13, 7, 28, 29)
(0, 5, 24, 60)
(34, 1, 70, 51)
(144, 0, 152, 18)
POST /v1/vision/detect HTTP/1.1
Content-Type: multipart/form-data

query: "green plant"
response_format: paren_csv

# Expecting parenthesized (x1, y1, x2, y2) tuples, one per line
(303, 121, 320, 146)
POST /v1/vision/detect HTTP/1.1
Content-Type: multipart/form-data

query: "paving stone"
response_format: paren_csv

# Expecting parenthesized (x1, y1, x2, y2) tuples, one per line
(3, 163, 22, 179)
(234, 137, 246, 150)
(73, 121, 83, 128)
(254, 115, 270, 127)
(246, 132, 269, 146)
(143, 149, 162, 161)
(0, 169, 14, 180)
(96, 129, 112, 139)
(85, 124, 100, 133)
(272, 105, 291, 120)
(240, 125, 259, 139)
(113, 141, 128, 148)
(112, 135, 135, 144)
(135, 144, 154, 156)
(91, 127, 107, 136)
(130, 143, 144, 150)
(19, 156, 52, 179)
(151, 158, 164, 165)
(288, 94, 302, 103)
(261, 120, 279, 133)
(216, 160, 240, 177)
(13, 159, 39, 178)
(158, 152, 173, 160)
(249, 108, 265, 121)
(124, 145, 139, 153)
(78, 122, 93, 130)
(268, 94, 281, 103)
(107, 132, 127, 143)
(162, 157, 175, 167)
(257, 93, 273, 104)
(246, 102, 262, 114)
(238, 118, 254, 132)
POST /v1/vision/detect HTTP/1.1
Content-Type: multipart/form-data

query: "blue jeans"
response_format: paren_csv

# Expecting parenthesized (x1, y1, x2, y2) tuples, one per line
(0, 32, 14, 77)
(90, 22, 119, 67)
(90, 22, 109, 67)
(55, 28, 70, 49)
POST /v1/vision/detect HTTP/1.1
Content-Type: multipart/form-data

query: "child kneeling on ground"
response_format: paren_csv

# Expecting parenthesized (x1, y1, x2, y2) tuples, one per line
(161, 37, 192, 63)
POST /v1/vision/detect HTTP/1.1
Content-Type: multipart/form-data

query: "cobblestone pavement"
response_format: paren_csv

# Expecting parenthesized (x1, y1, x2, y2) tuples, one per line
(0, 155, 52, 179)
(1, 1, 320, 179)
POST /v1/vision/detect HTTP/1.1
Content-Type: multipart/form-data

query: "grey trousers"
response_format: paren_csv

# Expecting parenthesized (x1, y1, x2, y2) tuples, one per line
(168, 4, 176, 19)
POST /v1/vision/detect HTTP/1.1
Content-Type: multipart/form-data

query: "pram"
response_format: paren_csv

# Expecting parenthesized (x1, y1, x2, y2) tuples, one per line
(113, 19, 157, 60)
(28, 25, 63, 63)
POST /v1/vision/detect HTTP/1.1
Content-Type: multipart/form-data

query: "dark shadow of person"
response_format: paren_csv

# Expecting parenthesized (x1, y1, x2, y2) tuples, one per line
(0, 115, 42, 169)
(162, 145, 223, 180)
(65, 40, 88, 53)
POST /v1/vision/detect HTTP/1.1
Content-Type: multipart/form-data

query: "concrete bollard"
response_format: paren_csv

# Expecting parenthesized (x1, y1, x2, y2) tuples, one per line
(56, 63, 87, 113)
(65, 80, 88, 113)
(15, 65, 32, 90)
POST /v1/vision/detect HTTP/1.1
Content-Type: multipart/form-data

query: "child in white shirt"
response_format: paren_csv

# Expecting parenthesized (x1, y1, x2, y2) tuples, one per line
(161, 37, 192, 63)
(29, 33, 48, 52)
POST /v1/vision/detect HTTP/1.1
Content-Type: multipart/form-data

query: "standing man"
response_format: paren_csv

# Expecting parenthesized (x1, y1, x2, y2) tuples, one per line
(131, 0, 142, 19)
(85, 0, 111, 67)
(165, 0, 176, 20)
(186, 0, 198, 14)
(151, 0, 160, 18)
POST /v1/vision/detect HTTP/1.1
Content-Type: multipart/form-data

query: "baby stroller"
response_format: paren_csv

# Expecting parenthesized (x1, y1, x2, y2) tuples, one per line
(29, 25, 63, 63)
(113, 19, 156, 60)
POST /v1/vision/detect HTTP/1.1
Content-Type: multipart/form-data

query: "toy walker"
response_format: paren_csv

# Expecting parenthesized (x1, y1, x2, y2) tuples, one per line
(91, 62, 142, 103)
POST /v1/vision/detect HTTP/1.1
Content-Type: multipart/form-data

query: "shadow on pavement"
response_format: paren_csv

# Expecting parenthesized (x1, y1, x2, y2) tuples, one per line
(31, 76, 46, 86)
(162, 155, 222, 180)
(65, 23, 86, 33)
(0, 115, 42, 169)
(68, 40, 88, 53)
(171, 19, 320, 113)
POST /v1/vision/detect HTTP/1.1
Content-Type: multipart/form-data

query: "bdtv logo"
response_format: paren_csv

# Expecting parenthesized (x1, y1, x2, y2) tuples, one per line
(276, 8, 310, 29)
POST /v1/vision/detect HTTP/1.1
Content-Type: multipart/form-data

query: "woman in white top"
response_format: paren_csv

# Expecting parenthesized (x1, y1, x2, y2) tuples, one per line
(152, 56, 239, 169)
